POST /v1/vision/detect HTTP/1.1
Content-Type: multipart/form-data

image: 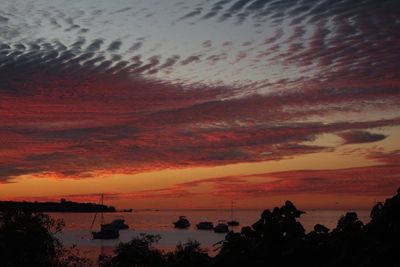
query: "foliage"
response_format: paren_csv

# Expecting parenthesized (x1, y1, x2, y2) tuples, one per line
(214, 188, 400, 267)
(165, 240, 210, 267)
(0, 210, 91, 267)
(99, 234, 164, 267)
(2, 188, 400, 267)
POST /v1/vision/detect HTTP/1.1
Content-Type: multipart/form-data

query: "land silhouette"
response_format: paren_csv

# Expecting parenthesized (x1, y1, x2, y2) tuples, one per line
(1, 188, 400, 267)
(0, 199, 116, 213)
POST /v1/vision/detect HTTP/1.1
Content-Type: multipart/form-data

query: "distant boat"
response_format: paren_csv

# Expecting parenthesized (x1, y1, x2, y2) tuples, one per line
(227, 220, 240, 226)
(101, 218, 129, 230)
(196, 221, 214, 230)
(214, 220, 229, 233)
(91, 194, 120, 239)
(121, 208, 133, 213)
(227, 200, 240, 226)
(173, 216, 190, 229)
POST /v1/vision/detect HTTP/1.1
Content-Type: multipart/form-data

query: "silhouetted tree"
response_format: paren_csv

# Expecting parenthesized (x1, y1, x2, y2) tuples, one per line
(210, 188, 400, 267)
(362, 188, 400, 267)
(99, 234, 165, 267)
(165, 240, 210, 267)
(62, 187, 400, 267)
(0, 210, 90, 267)
(213, 200, 307, 266)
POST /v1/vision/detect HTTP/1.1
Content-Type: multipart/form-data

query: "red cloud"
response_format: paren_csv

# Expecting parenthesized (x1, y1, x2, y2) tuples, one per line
(17, 163, 400, 205)
(171, 164, 400, 198)
(1, 2, 400, 182)
(1, 60, 400, 182)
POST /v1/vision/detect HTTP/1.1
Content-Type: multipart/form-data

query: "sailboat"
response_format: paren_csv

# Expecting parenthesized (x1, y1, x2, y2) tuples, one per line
(227, 200, 240, 226)
(214, 220, 229, 233)
(91, 194, 120, 239)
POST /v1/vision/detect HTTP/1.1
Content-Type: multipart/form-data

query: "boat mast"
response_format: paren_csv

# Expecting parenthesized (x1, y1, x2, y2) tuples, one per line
(230, 200, 233, 221)
(101, 193, 104, 225)
(90, 193, 102, 231)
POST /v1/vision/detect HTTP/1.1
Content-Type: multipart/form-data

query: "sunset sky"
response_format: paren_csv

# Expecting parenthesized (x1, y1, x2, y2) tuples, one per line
(1, 0, 399, 210)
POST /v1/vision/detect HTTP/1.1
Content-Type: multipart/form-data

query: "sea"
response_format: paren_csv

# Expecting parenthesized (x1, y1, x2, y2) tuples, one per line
(51, 209, 370, 263)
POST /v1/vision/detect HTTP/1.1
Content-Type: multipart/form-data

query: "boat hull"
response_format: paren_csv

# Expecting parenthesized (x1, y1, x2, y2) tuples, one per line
(174, 222, 190, 228)
(214, 224, 229, 233)
(92, 230, 120, 239)
(196, 222, 214, 230)
(102, 223, 129, 231)
(173, 216, 190, 229)
(227, 221, 240, 226)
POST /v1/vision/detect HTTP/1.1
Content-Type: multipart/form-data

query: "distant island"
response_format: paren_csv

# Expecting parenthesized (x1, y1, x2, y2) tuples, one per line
(0, 198, 116, 213)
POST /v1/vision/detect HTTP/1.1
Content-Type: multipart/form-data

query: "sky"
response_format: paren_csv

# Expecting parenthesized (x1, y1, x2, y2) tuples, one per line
(0, 0, 399, 210)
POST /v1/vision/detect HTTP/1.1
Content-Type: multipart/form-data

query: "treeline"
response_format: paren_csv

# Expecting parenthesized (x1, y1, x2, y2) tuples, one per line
(0, 199, 116, 213)
(1, 189, 400, 267)
(99, 188, 400, 267)
(0, 210, 90, 267)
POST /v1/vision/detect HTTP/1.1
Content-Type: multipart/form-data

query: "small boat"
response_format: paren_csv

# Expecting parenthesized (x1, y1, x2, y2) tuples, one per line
(173, 216, 190, 229)
(214, 220, 229, 233)
(102, 218, 129, 230)
(227, 220, 240, 226)
(91, 194, 120, 239)
(196, 221, 214, 230)
(227, 200, 240, 226)
(122, 208, 133, 213)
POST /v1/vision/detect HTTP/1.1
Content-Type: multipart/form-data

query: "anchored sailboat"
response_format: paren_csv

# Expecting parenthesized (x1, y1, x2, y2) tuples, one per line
(227, 200, 240, 226)
(214, 220, 229, 233)
(90, 194, 120, 239)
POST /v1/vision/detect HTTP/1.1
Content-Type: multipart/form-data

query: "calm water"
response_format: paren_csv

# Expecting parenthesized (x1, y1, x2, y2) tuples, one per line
(51, 209, 370, 262)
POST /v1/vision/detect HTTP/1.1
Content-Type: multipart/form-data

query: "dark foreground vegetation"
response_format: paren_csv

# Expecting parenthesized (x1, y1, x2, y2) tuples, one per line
(1, 188, 400, 267)
(0, 210, 90, 267)
(0, 198, 116, 213)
